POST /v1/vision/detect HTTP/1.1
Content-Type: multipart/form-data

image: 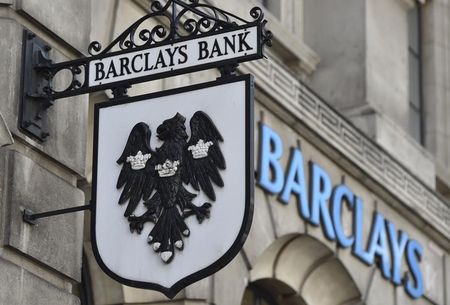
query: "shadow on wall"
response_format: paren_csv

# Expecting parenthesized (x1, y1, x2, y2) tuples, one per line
(248, 234, 362, 305)
(0, 112, 13, 147)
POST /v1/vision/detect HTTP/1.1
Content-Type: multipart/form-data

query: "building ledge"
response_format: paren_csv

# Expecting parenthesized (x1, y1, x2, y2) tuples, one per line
(208, 0, 320, 75)
(240, 56, 450, 246)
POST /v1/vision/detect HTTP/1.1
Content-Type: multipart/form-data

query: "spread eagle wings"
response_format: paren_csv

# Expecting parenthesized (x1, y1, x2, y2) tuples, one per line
(116, 112, 225, 218)
(182, 111, 225, 201)
(116, 122, 156, 217)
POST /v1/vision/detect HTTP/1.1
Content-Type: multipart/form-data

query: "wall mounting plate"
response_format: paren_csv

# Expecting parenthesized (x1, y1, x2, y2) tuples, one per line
(19, 30, 53, 142)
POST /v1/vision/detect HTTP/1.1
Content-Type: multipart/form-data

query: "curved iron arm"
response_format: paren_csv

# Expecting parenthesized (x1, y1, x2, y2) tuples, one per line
(27, 0, 273, 101)
(88, 0, 271, 56)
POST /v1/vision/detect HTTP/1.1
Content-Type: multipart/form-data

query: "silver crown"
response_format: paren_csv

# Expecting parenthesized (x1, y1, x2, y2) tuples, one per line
(155, 159, 180, 177)
(126, 151, 151, 170)
(188, 139, 214, 159)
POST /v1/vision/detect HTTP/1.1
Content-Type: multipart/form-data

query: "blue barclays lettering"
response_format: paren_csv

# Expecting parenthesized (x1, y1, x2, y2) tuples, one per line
(352, 197, 373, 264)
(309, 162, 336, 240)
(331, 185, 355, 248)
(279, 148, 310, 219)
(366, 213, 391, 279)
(257, 123, 424, 299)
(257, 123, 284, 194)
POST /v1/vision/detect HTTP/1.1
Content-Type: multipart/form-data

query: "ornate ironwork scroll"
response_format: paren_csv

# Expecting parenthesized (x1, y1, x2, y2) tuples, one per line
(88, 0, 272, 56)
(20, 0, 272, 140)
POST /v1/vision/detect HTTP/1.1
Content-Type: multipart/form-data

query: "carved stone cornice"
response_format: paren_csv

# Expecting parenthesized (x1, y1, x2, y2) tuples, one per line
(240, 56, 450, 243)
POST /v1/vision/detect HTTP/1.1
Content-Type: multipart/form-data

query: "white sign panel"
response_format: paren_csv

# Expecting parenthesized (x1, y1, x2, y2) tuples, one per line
(89, 26, 258, 87)
(92, 75, 254, 298)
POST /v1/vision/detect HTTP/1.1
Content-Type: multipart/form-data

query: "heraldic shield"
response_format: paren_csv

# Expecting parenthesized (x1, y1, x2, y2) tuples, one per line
(91, 75, 254, 298)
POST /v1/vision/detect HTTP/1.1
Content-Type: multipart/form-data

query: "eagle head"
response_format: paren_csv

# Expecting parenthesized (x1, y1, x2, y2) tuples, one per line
(157, 113, 188, 141)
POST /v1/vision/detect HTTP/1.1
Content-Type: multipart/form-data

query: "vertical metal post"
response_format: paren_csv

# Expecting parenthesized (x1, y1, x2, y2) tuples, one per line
(172, 1, 178, 39)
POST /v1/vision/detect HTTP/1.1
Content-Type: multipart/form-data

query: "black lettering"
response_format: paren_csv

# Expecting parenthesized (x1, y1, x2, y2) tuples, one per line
(105, 61, 118, 79)
(144, 52, 154, 71)
(198, 41, 209, 60)
(94, 62, 105, 81)
(154, 50, 168, 69)
(224, 35, 236, 55)
(209, 39, 223, 58)
(119, 57, 132, 76)
(131, 54, 143, 73)
(238, 31, 253, 52)
(165, 46, 179, 67)
(178, 45, 188, 64)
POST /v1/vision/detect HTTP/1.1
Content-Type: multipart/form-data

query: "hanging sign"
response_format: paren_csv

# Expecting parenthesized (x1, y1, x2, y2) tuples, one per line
(92, 75, 254, 298)
(19, 0, 272, 141)
(89, 25, 260, 87)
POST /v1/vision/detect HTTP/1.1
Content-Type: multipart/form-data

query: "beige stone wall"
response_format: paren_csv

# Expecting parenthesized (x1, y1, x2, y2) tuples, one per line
(0, 0, 89, 304)
(81, 1, 450, 304)
(0, 0, 449, 304)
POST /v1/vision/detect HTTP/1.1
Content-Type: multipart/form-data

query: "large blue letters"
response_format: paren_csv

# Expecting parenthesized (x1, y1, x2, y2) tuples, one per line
(366, 213, 391, 279)
(352, 197, 373, 264)
(405, 240, 424, 299)
(331, 185, 355, 248)
(258, 124, 284, 194)
(279, 148, 310, 219)
(309, 163, 336, 240)
(257, 123, 425, 299)
(386, 222, 409, 285)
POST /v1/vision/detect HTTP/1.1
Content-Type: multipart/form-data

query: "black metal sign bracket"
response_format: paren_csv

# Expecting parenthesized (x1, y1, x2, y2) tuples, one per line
(23, 203, 91, 226)
(20, 31, 54, 141)
(19, 0, 272, 142)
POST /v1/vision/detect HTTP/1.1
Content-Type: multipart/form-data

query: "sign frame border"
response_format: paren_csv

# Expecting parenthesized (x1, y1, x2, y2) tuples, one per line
(91, 74, 254, 298)
(87, 23, 263, 90)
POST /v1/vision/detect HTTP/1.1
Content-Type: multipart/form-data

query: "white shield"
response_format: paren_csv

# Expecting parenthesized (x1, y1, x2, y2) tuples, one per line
(91, 75, 254, 298)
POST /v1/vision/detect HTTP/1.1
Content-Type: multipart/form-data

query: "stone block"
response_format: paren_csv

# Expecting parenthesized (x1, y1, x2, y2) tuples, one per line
(0, 19, 88, 176)
(374, 113, 435, 188)
(301, 257, 361, 305)
(304, 0, 366, 110)
(17, 0, 90, 52)
(0, 149, 11, 245)
(90, 0, 116, 48)
(446, 254, 450, 305)
(337, 175, 377, 295)
(184, 277, 212, 302)
(243, 188, 276, 266)
(347, 109, 436, 188)
(213, 253, 249, 305)
(123, 286, 175, 304)
(265, 192, 306, 239)
(0, 112, 13, 147)
(302, 142, 343, 252)
(396, 285, 434, 305)
(365, 272, 396, 305)
(422, 242, 445, 304)
(366, 0, 409, 130)
(84, 243, 124, 305)
(377, 201, 445, 305)
(258, 107, 306, 238)
(0, 258, 80, 305)
(1, 149, 84, 281)
(0, 19, 22, 133)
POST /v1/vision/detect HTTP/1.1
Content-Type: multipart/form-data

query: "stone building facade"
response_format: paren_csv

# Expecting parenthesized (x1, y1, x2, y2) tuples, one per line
(0, 0, 449, 305)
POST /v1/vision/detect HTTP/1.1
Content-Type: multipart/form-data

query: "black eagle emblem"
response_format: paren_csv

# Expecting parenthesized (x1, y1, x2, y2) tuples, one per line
(116, 112, 225, 263)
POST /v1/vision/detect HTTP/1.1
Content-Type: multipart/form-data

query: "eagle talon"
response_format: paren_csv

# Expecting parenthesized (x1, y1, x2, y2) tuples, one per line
(128, 213, 157, 234)
(128, 215, 145, 234)
(195, 202, 211, 223)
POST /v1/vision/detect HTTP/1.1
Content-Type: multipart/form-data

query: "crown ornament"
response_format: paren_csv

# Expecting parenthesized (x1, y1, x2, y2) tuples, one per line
(127, 151, 151, 170)
(188, 139, 214, 159)
(155, 159, 180, 178)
